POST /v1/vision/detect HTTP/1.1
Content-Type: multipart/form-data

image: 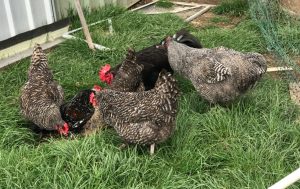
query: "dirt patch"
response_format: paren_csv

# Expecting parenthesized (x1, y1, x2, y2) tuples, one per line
(263, 53, 280, 78)
(263, 54, 300, 79)
(264, 53, 278, 67)
(176, 7, 211, 20)
(190, 11, 243, 29)
(131, 1, 241, 29)
(294, 56, 300, 66)
(281, 0, 300, 15)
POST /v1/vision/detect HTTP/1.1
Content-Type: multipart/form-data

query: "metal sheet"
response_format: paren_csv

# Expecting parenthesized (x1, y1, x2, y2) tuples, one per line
(10, 0, 30, 35)
(30, 0, 47, 28)
(0, 0, 11, 41)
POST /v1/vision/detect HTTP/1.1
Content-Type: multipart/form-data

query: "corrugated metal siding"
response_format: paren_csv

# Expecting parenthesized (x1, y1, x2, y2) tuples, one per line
(0, 0, 140, 41)
(53, 0, 140, 20)
(30, 0, 48, 28)
(0, 1, 11, 41)
(0, 0, 55, 41)
(10, 0, 30, 35)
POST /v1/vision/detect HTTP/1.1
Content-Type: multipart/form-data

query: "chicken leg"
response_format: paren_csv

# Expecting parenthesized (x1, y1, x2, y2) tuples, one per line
(150, 143, 155, 155)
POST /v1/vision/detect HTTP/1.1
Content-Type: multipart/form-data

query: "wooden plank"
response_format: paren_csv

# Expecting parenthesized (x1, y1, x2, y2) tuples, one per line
(172, 1, 202, 6)
(185, 5, 213, 22)
(131, 0, 158, 12)
(143, 5, 204, 15)
(266, 67, 293, 72)
(74, 0, 95, 50)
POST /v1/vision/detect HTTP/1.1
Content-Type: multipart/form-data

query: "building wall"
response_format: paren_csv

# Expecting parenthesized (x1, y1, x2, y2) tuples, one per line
(0, 0, 55, 41)
(0, 0, 139, 41)
(53, 0, 139, 20)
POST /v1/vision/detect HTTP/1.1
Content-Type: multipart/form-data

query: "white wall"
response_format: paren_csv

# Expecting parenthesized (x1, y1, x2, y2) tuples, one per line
(0, 0, 55, 41)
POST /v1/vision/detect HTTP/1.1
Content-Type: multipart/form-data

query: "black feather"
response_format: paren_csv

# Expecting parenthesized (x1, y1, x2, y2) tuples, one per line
(60, 89, 95, 132)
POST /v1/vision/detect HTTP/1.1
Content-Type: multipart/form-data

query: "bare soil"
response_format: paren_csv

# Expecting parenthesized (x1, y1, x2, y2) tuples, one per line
(130, 0, 243, 29)
(295, 56, 300, 66)
(281, 0, 300, 15)
(190, 11, 243, 29)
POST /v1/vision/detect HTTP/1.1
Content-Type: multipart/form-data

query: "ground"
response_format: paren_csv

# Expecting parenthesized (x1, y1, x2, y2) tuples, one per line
(1, 2, 300, 189)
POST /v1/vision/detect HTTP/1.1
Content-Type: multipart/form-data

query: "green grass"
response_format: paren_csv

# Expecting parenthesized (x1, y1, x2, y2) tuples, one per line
(156, 0, 174, 8)
(194, 19, 267, 53)
(0, 5, 300, 188)
(249, 0, 300, 81)
(213, 0, 248, 16)
(210, 16, 231, 24)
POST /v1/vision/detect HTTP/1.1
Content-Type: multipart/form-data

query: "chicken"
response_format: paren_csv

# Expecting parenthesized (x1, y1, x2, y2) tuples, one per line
(162, 37, 267, 105)
(60, 86, 105, 135)
(99, 29, 202, 91)
(93, 70, 179, 154)
(20, 44, 69, 136)
(80, 85, 106, 135)
(109, 48, 145, 92)
(60, 89, 95, 132)
(171, 28, 203, 49)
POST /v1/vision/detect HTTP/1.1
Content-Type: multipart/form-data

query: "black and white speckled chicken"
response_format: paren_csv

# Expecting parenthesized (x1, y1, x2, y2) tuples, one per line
(99, 29, 202, 91)
(80, 85, 106, 135)
(162, 37, 267, 105)
(93, 70, 179, 154)
(109, 48, 145, 92)
(20, 44, 69, 136)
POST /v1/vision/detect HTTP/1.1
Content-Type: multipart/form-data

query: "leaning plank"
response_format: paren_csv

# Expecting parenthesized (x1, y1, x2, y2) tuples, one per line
(131, 0, 158, 12)
(144, 5, 204, 15)
(266, 67, 293, 72)
(173, 2, 214, 7)
(74, 0, 95, 50)
(185, 5, 214, 22)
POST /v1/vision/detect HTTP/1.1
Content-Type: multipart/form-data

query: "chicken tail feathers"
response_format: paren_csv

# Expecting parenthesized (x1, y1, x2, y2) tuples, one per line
(173, 29, 203, 49)
(31, 44, 47, 66)
(155, 70, 177, 91)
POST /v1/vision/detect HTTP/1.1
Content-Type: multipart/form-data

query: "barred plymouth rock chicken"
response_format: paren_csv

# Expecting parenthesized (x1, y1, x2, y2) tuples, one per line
(162, 37, 267, 105)
(109, 48, 145, 92)
(80, 85, 106, 135)
(94, 70, 179, 154)
(20, 44, 69, 136)
(99, 29, 202, 90)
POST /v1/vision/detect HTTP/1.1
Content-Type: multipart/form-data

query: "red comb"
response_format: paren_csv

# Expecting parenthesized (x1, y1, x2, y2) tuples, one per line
(93, 85, 102, 91)
(63, 123, 69, 134)
(57, 123, 69, 136)
(99, 64, 111, 80)
(89, 92, 95, 104)
(89, 92, 97, 107)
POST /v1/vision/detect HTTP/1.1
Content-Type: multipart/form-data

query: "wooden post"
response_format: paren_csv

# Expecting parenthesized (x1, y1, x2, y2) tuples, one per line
(74, 0, 95, 50)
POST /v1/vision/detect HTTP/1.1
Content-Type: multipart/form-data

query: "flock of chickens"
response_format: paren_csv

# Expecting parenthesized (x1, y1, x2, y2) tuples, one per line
(20, 29, 267, 154)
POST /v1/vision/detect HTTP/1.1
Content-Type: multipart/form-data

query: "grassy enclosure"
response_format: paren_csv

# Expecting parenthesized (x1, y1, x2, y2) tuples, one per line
(1, 1, 300, 188)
